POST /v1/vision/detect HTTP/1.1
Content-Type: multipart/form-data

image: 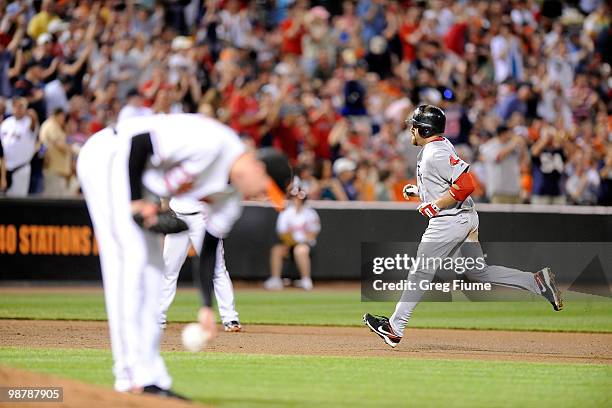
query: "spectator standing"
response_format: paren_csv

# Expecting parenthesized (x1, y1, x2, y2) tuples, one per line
(0, 12, 26, 98)
(313, 158, 347, 200)
(490, 23, 524, 83)
(479, 125, 525, 204)
(39, 108, 72, 197)
(357, 0, 387, 45)
(308, 96, 338, 160)
(228, 77, 265, 145)
(387, 157, 412, 201)
(598, 148, 612, 205)
(374, 169, 392, 201)
(301, 6, 335, 78)
(217, 0, 252, 49)
(566, 159, 600, 205)
(265, 186, 321, 291)
(26, 0, 56, 41)
(530, 128, 567, 205)
(0, 97, 38, 196)
(398, 7, 420, 62)
(333, 157, 358, 200)
(280, 3, 306, 56)
(365, 36, 393, 80)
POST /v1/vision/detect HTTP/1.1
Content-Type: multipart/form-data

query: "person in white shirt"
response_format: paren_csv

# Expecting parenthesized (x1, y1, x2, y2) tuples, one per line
(490, 24, 524, 83)
(265, 184, 321, 291)
(479, 125, 525, 204)
(0, 97, 39, 196)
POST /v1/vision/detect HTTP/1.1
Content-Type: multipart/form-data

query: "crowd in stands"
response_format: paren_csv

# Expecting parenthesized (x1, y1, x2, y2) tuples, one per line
(0, 0, 610, 205)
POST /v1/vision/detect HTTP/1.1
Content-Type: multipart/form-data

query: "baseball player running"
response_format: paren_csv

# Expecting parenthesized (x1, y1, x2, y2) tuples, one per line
(160, 196, 241, 332)
(364, 105, 563, 348)
(77, 113, 290, 398)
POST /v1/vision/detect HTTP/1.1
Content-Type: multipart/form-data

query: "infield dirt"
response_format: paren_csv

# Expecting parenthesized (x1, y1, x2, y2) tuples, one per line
(0, 366, 202, 408)
(1, 319, 610, 364)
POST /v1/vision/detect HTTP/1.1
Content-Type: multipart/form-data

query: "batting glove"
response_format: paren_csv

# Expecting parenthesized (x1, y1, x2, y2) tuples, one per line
(402, 184, 419, 200)
(417, 202, 440, 218)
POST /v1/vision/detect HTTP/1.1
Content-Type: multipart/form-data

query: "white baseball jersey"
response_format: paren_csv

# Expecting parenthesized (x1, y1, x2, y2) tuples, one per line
(170, 193, 242, 239)
(117, 104, 153, 122)
(169, 196, 206, 214)
(416, 137, 474, 216)
(115, 114, 246, 237)
(276, 204, 321, 245)
(0, 116, 36, 170)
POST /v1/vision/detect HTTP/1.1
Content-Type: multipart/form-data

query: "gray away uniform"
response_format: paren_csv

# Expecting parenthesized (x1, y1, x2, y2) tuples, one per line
(389, 137, 540, 336)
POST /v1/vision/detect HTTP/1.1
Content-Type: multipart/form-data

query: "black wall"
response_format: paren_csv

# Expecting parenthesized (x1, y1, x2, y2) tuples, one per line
(1, 198, 611, 282)
(225, 205, 612, 282)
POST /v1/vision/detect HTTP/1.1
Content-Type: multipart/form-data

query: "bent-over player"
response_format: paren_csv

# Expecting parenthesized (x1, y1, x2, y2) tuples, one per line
(77, 113, 291, 398)
(364, 105, 563, 348)
(160, 196, 241, 332)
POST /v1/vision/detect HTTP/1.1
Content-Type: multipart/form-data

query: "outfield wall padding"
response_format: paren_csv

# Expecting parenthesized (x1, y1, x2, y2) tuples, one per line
(1, 198, 610, 283)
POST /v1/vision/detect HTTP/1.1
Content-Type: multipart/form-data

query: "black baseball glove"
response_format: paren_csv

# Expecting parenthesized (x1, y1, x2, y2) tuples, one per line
(133, 210, 189, 234)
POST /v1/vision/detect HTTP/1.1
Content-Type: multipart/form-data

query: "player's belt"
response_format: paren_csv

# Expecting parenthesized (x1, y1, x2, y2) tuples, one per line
(175, 211, 200, 216)
(433, 208, 473, 218)
(6, 160, 30, 173)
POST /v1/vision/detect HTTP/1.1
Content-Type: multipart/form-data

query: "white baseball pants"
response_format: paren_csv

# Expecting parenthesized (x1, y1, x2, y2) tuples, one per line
(160, 212, 239, 324)
(6, 164, 31, 197)
(77, 129, 171, 392)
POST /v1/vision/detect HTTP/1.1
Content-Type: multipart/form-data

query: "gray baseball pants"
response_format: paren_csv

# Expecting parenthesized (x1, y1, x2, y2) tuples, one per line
(390, 210, 540, 336)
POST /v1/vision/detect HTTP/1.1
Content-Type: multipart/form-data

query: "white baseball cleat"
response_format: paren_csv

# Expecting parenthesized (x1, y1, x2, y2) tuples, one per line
(294, 277, 313, 291)
(263, 276, 283, 290)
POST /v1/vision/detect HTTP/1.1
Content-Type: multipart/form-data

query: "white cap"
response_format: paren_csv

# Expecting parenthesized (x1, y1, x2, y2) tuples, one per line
(48, 19, 69, 34)
(333, 158, 356, 175)
(171, 36, 193, 51)
(369, 36, 387, 55)
(37, 33, 52, 46)
(261, 84, 279, 97)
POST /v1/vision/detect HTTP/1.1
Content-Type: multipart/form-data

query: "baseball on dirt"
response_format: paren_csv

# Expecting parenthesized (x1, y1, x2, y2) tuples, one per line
(181, 323, 211, 352)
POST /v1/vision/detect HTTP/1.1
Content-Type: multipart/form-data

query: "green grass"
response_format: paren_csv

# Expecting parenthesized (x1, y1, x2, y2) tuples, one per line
(1, 347, 610, 408)
(0, 290, 610, 332)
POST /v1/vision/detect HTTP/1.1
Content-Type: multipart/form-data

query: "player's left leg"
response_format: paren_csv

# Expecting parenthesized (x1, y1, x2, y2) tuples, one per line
(458, 212, 563, 310)
(265, 244, 288, 290)
(160, 226, 191, 326)
(183, 216, 241, 330)
(212, 240, 241, 331)
(104, 158, 171, 391)
(293, 243, 313, 290)
(136, 233, 172, 390)
(5, 164, 30, 197)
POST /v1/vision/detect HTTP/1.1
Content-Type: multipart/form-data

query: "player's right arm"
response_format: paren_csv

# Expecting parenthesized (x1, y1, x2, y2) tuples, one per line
(0, 140, 6, 191)
(128, 132, 160, 226)
(196, 231, 219, 338)
(194, 195, 241, 337)
(418, 171, 476, 218)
